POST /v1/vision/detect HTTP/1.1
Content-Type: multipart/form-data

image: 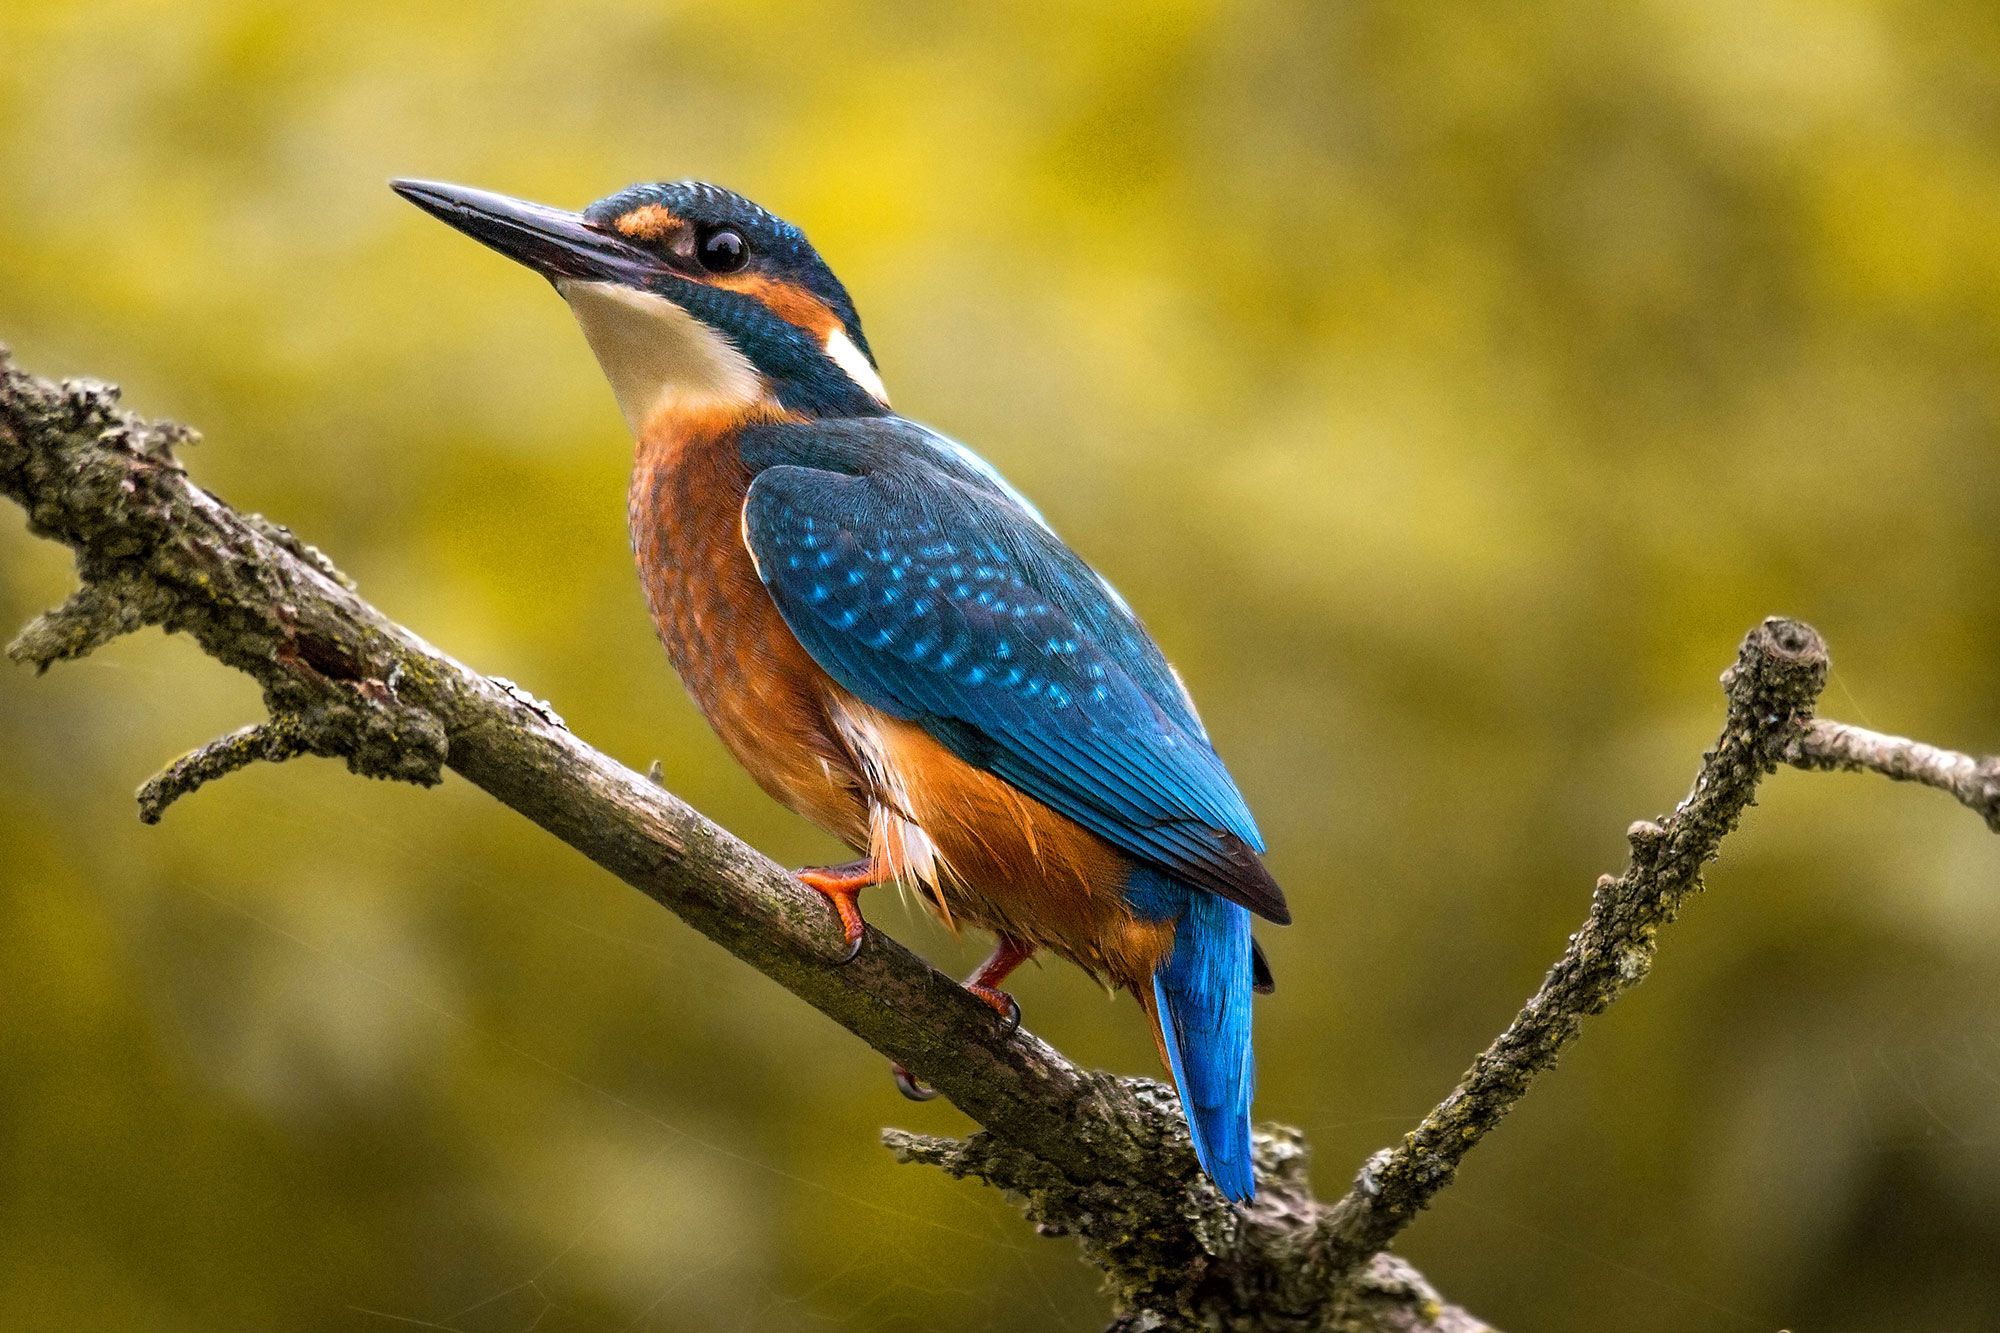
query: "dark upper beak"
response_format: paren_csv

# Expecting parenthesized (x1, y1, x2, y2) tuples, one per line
(390, 179, 663, 286)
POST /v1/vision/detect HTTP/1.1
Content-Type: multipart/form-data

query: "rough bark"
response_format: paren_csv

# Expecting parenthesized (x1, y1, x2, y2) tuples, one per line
(5, 347, 1995, 1331)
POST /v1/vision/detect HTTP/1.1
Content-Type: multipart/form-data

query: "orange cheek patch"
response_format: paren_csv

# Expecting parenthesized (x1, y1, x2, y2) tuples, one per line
(711, 273, 841, 339)
(615, 204, 684, 243)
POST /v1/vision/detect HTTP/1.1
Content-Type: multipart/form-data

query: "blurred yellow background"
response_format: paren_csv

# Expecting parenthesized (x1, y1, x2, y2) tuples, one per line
(4, 2, 2000, 1329)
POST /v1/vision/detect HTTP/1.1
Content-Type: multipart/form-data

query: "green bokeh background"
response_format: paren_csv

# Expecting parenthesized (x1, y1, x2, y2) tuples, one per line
(4, 2, 2000, 1329)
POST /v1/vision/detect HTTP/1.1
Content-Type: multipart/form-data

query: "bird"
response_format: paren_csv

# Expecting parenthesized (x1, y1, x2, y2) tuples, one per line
(391, 177, 1289, 1202)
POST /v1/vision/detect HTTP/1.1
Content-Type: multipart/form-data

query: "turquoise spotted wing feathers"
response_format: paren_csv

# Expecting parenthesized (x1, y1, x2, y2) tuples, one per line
(737, 419, 1288, 925)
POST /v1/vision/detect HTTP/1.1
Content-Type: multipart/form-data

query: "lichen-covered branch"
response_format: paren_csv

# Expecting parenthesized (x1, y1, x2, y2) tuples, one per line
(1784, 718, 2000, 832)
(10, 577, 155, 669)
(135, 718, 313, 824)
(7, 345, 1996, 1332)
(1316, 618, 1832, 1263)
(0, 346, 1124, 1181)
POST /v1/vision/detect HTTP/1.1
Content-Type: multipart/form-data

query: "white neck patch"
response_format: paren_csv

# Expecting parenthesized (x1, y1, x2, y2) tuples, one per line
(824, 326, 890, 407)
(556, 279, 764, 433)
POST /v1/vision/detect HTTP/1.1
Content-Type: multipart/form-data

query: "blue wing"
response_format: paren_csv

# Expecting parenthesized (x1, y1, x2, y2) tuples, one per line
(738, 419, 1288, 923)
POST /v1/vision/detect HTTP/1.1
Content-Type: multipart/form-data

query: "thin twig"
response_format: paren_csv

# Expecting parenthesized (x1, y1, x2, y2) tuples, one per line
(136, 717, 312, 824)
(1785, 718, 2000, 832)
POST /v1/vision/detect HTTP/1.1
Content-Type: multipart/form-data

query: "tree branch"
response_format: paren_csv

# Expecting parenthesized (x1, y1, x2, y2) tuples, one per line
(1318, 618, 1829, 1262)
(0, 346, 1485, 1330)
(134, 716, 313, 824)
(0, 348, 1123, 1178)
(1783, 718, 2000, 832)
(5, 346, 1995, 1330)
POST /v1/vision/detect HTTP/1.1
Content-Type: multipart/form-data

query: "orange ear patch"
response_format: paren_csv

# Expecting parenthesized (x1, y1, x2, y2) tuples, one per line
(710, 273, 842, 339)
(615, 204, 684, 242)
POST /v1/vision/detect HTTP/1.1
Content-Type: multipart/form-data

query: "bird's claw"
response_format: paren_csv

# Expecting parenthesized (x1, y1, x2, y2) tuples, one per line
(814, 890, 865, 964)
(968, 984, 1021, 1038)
(891, 1062, 940, 1101)
(796, 862, 875, 966)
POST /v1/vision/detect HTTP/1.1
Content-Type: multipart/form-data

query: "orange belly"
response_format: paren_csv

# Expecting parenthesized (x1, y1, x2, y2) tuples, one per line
(629, 410, 869, 847)
(824, 693, 1174, 997)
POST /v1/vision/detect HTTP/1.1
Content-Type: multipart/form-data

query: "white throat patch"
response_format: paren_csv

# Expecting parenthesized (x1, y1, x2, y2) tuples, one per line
(556, 279, 764, 432)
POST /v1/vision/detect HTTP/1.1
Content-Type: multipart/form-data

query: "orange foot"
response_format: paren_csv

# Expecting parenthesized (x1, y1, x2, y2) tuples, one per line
(964, 933, 1034, 1038)
(797, 858, 889, 965)
(890, 1064, 940, 1102)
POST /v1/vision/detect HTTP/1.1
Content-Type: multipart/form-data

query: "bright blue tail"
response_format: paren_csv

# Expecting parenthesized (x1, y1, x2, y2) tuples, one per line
(1131, 870, 1257, 1203)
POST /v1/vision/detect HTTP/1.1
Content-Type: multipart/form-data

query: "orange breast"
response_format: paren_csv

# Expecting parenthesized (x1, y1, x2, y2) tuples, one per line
(628, 409, 868, 848)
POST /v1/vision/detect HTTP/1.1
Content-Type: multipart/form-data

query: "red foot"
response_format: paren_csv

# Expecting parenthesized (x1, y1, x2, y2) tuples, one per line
(964, 934, 1034, 1036)
(892, 1063, 941, 1101)
(798, 858, 887, 964)
(966, 985, 1021, 1036)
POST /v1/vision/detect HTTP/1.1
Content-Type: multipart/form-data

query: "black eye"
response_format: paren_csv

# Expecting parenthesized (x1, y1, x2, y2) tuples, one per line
(697, 227, 748, 273)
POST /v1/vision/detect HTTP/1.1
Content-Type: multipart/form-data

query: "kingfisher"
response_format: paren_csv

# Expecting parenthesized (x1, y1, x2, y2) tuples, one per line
(392, 177, 1289, 1202)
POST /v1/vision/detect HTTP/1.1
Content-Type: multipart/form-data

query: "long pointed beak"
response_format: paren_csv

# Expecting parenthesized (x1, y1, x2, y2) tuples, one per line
(391, 179, 663, 286)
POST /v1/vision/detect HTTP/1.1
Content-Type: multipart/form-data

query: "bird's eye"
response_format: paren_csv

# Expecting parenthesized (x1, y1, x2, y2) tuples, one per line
(697, 227, 749, 274)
